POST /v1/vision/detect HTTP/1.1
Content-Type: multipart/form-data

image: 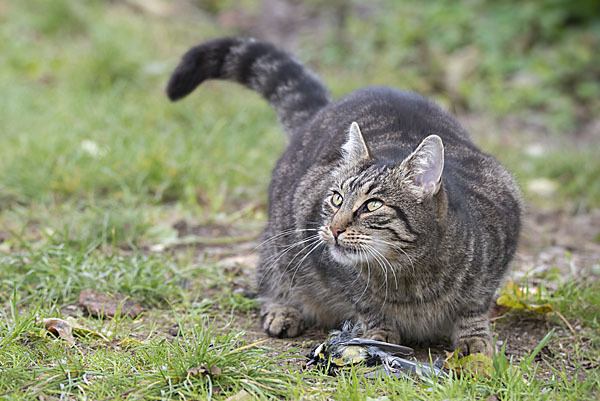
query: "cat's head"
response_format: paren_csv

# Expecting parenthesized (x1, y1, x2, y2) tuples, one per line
(319, 122, 445, 269)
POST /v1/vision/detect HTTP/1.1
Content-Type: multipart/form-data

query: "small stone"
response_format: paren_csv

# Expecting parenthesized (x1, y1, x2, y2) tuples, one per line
(168, 323, 180, 336)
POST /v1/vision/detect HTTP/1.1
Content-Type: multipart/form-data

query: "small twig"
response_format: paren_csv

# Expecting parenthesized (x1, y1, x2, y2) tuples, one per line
(489, 312, 509, 322)
(225, 339, 267, 356)
(553, 310, 576, 335)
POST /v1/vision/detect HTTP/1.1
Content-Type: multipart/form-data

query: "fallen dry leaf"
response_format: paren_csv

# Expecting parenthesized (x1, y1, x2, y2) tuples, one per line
(186, 366, 205, 376)
(186, 363, 222, 379)
(78, 289, 143, 319)
(43, 318, 75, 345)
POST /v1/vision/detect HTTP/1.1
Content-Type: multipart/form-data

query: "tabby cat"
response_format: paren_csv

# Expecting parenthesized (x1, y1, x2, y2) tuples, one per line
(167, 37, 522, 356)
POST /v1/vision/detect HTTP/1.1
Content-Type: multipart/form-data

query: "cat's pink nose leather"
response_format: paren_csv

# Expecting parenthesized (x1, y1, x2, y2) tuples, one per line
(330, 226, 345, 238)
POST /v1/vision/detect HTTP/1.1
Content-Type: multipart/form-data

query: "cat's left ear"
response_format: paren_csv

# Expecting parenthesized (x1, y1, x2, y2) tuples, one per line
(341, 122, 371, 164)
(400, 135, 444, 200)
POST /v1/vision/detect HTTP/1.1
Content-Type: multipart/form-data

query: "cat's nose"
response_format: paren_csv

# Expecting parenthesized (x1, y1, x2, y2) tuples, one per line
(330, 226, 345, 239)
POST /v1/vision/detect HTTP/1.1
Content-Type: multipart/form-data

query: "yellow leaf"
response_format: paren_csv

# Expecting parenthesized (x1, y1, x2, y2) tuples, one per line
(496, 293, 554, 315)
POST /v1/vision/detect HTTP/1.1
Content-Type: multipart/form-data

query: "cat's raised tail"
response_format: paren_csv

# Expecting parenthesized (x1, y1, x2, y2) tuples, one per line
(166, 37, 330, 137)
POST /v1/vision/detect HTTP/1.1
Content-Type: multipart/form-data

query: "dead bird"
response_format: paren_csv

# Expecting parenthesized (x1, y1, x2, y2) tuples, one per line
(306, 323, 447, 379)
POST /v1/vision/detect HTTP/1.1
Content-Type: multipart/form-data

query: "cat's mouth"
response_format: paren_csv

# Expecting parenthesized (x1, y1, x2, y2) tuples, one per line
(319, 227, 363, 262)
(329, 242, 364, 265)
(333, 242, 358, 253)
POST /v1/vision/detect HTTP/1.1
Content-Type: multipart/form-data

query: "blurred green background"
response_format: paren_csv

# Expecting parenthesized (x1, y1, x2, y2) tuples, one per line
(1, 0, 599, 247)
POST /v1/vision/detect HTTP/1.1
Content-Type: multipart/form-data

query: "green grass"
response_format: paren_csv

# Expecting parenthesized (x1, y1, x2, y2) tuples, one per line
(1, 303, 302, 399)
(1, 0, 599, 399)
(0, 0, 283, 215)
(2, 290, 599, 400)
(2, 239, 596, 400)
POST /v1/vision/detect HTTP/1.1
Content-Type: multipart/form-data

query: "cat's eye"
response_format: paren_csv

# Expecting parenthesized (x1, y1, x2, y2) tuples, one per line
(331, 192, 343, 207)
(365, 199, 383, 212)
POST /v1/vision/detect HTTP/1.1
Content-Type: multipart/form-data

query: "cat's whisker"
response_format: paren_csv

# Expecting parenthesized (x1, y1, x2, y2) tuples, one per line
(261, 235, 318, 266)
(356, 247, 369, 288)
(367, 246, 387, 289)
(348, 248, 363, 287)
(260, 242, 312, 286)
(273, 236, 322, 290)
(255, 232, 314, 266)
(363, 244, 389, 307)
(317, 238, 328, 266)
(354, 247, 372, 305)
(371, 238, 415, 275)
(367, 243, 399, 291)
(372, 247, 391, 308)
(288, 240, 325, 292)
(258, 235, 320, 287)
(281, 237, 321, 273)
(255, 228, 320, 250)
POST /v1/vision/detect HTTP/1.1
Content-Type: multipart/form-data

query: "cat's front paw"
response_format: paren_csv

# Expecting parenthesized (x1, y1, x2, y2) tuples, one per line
(364, 329, 401, 344)
(454, 336, 494, 357)
(261, 305, 304, 338)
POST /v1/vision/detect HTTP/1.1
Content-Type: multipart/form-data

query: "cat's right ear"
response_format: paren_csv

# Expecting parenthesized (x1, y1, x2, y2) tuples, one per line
(341, 122, 371, 164)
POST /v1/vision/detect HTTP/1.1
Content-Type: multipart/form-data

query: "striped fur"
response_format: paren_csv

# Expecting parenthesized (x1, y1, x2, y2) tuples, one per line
(166, 37, 330, 136)
(167, 38, 522, 356)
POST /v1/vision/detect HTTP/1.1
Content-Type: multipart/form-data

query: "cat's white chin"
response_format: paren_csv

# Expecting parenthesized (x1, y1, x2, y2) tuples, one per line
(329, 244, 366, 265)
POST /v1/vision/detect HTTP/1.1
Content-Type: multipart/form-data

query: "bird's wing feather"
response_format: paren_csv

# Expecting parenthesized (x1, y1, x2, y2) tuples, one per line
(344, 338, 414, 355)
